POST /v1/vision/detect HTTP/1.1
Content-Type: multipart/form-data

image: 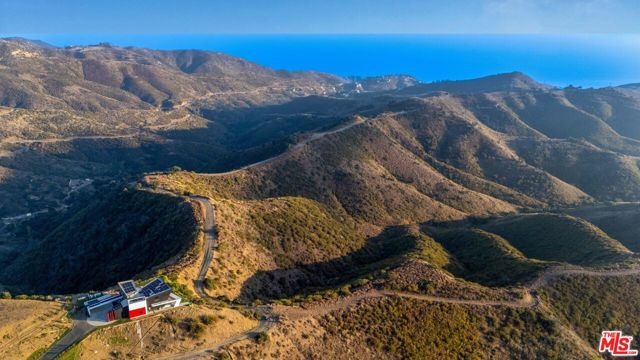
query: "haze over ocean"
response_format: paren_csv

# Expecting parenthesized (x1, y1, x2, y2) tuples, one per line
(6, 34, 640, 88)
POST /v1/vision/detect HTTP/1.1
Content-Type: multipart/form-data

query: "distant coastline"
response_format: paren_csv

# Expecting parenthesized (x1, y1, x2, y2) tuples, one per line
(3, 34, 639, 88)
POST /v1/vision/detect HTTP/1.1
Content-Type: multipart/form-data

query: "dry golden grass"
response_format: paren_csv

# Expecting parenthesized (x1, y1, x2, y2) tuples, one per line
(0, 299, 71, 360)
(227, 313, 387, 360)
(202, 198, 282, 300)
(228, 296, 592, 360)
(74, 305, 257, 359)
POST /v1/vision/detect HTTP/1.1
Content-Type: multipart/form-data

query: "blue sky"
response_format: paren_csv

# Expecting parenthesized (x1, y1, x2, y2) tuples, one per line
(1, 0, 639, 34)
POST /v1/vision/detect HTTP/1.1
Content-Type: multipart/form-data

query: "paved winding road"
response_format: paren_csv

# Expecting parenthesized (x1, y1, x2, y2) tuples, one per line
(190, 196, 218, 298)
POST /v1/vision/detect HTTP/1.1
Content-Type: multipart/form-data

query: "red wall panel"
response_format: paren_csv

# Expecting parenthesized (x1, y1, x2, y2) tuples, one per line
(129, 307, 147, 318)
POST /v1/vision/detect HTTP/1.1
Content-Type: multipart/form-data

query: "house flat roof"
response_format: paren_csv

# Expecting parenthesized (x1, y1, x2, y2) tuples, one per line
(117, 280, 138, 298)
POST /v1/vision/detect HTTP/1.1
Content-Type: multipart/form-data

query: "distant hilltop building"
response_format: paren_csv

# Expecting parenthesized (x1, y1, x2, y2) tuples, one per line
(84, 278, 181, 321)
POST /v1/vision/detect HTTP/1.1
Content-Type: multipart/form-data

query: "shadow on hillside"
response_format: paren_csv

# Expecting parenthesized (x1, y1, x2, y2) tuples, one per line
(237, 225, 418, 303)
(0, 188, 198, 295)
(421, 214, 505, 230)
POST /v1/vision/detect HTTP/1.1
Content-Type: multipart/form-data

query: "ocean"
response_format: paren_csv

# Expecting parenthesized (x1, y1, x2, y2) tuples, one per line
(6, 34, 640, 88)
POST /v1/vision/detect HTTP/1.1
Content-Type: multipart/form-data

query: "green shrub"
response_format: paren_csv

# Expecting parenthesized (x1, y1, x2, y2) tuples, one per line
(163, 314, 178, 325)
(256, 331, 270, 344)
(542, 275, 640, 347)
(199, 314, 217, 325)
(338, 285, 351, 296)
(27, 347, 46, 360)
(352, 278, 369, 288)
(108, 335, 129, 345)
(181, 318, 206, 338)
(203, 277, 217, 290)
(161, 275, 195, 301)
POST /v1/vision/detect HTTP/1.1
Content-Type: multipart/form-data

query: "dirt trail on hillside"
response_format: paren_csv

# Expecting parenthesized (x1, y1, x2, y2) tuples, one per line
(1, 133, 140, 145)
(530, 267, 640, 290)
(269, 267, 640, 358)
(276, 266, 640, 320)
(202, 115, 368, 177)
(150, 317, 278, 360)
(158, 264, 626, 359)
(276, 289, 536, 322)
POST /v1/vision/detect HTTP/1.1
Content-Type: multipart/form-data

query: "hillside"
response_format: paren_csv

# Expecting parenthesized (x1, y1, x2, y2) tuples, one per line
(192, 195, 433, 302)
(0, 38, 344, 111)
(541, 275, 640, 348)
(400, 72, 551, 94)
(428, 228, 547, 286)
(0, 188, 199, 294)
(227, 296, 592, 360)
(0, 299, 71, 360)
(0, 38, 357, 219)
(564, 86, 640, 141)
(509, 137, 640, 202)
(481, 214, 632, 266)
(566, 203, 640, 252)
(141, 84, 640, 301)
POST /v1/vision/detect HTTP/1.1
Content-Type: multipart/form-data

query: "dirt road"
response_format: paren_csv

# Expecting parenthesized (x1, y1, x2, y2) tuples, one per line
(530, 266, 640, 290)
(279, 266, 640, 320)
(1, 133, 140, 145)
(202, 115, 367, 176)
(150, 316, 278, 360)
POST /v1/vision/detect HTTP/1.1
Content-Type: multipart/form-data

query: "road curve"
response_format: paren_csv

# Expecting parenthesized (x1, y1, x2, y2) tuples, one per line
(190, 196, 217, 299)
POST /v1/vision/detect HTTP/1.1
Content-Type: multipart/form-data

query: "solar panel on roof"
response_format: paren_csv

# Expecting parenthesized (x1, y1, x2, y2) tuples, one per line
(140, 279, 161, 291)
(85, 294, 122, 309)
(138, 278, 171, 297)
(85, 298, 101, 307)
(122, 282, 136, 293)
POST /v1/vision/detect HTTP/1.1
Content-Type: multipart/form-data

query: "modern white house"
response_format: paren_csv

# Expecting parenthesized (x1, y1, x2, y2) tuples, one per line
(84, 278, 181, 321)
